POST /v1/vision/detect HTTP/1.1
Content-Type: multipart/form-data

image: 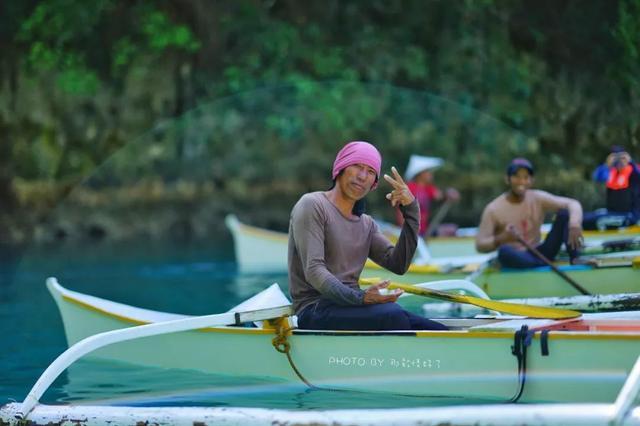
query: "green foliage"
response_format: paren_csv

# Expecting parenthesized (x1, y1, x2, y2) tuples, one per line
(18, 0, 112, 95)
(3, 0, 640, 234)
(17, 0, 201, 92)
(613, 0, 640, 92)
(110, 6, 200, 77)
(112, 37, 137, 73)
(214, 3, 429, 98)
(141, 9, 201, 52)
(19, 0, 111, 41)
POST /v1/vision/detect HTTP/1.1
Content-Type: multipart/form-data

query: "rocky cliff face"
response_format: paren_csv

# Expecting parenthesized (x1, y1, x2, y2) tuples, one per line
(8, 178, 302, 247)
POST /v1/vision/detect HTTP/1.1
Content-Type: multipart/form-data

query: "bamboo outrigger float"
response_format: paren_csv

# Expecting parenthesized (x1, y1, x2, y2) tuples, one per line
(3, 388, 640, 426)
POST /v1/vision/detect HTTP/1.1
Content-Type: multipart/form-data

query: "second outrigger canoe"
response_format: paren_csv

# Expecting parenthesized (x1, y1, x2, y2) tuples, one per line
(226, 214, 640, 300)
(225, 214, 640, 274)
(43, 277, 640, 404)
(224, 214, 492, 274)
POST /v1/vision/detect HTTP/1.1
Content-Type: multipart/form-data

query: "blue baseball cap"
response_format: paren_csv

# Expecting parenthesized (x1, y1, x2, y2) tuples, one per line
(506, 158, 534, 176)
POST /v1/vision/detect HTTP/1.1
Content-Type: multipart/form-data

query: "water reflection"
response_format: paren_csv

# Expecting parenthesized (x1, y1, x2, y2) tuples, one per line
(1, 238, 290, 405)
(55, 359, 489, 410)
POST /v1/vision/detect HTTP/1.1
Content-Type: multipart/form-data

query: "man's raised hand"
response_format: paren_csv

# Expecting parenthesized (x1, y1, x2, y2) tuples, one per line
(384, 166, 415, 207)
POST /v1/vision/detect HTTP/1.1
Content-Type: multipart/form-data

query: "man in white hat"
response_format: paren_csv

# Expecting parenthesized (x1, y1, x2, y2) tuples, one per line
(397, 155, 460, 236)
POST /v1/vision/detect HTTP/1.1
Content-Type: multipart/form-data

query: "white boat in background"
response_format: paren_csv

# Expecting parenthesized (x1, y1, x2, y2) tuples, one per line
(226, 213, 640, 304)
(225, 214, 640, 275)
(224, 214, 490, 274)
(225, 214, 292, 273)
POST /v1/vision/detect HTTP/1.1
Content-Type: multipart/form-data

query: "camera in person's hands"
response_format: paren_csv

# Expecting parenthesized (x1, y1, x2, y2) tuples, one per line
(613, 153, 624, 168)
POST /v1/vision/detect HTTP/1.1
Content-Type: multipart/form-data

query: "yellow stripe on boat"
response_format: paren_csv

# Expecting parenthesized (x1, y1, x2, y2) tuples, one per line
(238, 222, 289, 243)
(364, 259, 443, 274)
(582, 225, 640, 237)
(62, 294, 277, 335)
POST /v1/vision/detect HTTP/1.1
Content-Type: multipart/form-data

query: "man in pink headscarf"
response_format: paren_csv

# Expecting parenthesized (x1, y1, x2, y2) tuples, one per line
(288, 141, 447, 331)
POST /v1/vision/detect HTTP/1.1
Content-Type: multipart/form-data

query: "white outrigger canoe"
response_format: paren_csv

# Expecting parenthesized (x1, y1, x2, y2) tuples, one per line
(27, 278, 640, 406)
(225, 214, 640, 302)
(225, 214, 640, 274)
(225, 214, 492, 273)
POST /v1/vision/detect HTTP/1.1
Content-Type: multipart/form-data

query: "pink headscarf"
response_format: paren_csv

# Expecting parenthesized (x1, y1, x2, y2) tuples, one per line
(331, 141, 382, 189)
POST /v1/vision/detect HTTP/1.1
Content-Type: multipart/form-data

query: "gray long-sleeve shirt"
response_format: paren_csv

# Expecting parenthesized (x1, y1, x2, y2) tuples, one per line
(287, 191, 420, 314)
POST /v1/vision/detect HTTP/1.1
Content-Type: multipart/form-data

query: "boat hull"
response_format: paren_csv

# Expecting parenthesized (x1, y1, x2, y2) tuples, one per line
(473, 260, 640, 299)
(51, 280, 640, 404)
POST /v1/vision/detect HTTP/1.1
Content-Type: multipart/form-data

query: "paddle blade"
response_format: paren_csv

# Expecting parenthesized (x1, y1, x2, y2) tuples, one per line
(359, 278, 581, 319)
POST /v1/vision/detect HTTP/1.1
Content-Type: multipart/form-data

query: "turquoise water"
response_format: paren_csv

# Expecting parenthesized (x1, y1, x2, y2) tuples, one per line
(0, 237, 494, 410)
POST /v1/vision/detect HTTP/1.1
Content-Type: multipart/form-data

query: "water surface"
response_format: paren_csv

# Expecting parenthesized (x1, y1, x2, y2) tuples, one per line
(0, 238, 493, 410)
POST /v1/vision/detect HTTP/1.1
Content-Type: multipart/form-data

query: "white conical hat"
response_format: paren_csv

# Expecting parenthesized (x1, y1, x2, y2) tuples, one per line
(404, 155, 444, 181)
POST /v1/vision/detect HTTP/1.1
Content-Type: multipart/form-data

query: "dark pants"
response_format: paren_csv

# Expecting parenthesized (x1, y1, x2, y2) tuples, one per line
(583, 209, 638, 230)
(498, 209, 577, 269)
(297, 299, 448, 331)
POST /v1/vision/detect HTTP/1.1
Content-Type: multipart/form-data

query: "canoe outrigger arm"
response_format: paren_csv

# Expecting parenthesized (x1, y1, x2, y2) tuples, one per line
(16, 304, 293, 420)
(612, 354, 640, 425)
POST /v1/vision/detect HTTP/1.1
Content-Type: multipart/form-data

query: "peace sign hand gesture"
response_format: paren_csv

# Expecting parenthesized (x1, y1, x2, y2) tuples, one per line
(383, 166, 415, 207)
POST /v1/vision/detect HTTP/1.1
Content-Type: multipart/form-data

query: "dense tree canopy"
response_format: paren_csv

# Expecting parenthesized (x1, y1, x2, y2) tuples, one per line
(0, 0, 639, 242)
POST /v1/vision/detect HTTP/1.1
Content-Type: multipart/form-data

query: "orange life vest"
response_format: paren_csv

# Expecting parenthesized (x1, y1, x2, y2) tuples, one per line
(607, 165, 633, 190)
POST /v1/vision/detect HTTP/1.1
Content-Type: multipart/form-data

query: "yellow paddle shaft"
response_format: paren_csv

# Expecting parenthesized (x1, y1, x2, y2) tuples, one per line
(359, 278, 582, 319)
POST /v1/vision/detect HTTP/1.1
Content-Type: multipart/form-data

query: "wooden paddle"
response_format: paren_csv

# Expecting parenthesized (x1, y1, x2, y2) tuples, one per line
(425, 198, 453, 238)
(359, 277, 581, 319)
(510, 232, 591, 296)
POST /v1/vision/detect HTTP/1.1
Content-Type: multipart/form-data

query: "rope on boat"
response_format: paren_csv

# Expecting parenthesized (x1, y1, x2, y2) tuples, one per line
(271, 319, 319, 390)
(270, 323, 443, 397)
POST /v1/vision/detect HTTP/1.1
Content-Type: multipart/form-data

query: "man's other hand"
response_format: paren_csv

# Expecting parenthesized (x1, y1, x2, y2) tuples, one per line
(363, 279, 403, 304)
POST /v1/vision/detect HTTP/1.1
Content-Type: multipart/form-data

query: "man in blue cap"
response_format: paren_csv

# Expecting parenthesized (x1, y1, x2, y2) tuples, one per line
(475, 158, 586, 268)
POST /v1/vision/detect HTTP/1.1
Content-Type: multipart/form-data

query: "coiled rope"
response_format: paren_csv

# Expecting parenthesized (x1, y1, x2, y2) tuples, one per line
(270, 318, 318, 389)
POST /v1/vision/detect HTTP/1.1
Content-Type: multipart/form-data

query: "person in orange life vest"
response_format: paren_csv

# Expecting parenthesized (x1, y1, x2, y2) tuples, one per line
(395, 155, 460, 236)
(475, 158, 587, 269)
(584, 146, 640, 230)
